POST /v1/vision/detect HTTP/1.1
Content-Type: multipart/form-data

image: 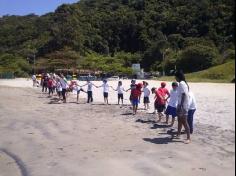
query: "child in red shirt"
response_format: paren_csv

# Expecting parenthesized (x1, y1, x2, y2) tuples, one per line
(152, 87, 166, 122)
(131, 85, 140, 115)
(158, 82, 170, 98)
(48, 78, 54, 97)
(136, 83, 143, 102)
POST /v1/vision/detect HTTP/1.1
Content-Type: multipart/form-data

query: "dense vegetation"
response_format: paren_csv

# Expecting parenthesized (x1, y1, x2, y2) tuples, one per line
(0, 0, 235, 77)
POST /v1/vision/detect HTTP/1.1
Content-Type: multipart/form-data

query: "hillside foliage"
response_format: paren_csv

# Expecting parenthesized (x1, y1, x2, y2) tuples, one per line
(0, 0, 235, 76)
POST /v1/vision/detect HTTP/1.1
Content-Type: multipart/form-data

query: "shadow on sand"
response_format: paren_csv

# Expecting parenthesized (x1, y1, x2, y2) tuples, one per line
(121, 112, 133, 116)
(151, 123, 171, 129)
(48, 101, 62, 104)
(135, 119, 156, 124)
(143, 137, 183, 144)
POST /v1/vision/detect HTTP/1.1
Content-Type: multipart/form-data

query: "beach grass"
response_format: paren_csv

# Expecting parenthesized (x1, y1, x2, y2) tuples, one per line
(158, 60, 235, 83)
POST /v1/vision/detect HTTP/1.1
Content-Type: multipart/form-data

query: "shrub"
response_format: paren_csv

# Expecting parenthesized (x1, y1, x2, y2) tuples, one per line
(176, 44, 220, 73)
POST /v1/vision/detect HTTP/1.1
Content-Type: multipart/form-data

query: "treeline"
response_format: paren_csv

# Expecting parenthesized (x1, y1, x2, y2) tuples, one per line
(0, 0, 235, 76)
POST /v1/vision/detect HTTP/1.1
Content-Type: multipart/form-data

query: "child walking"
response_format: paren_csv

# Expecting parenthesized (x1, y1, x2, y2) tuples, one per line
(59, 74, 69, 103)
(142, 81, 150, 110)
(81, 80, 96, 103)
(72, 81, 86, 104)
(126, 79, 137, 104)
(112, 81, 125, 105)
(96, 80, 111, 105)
(56, 78, 62, 101)
(165, 82, 179, 126)
(188, 91, 197, 134)
(152, 87, 166, 122)
(131, 85, 140, 115)
(48, 77, 54, 97)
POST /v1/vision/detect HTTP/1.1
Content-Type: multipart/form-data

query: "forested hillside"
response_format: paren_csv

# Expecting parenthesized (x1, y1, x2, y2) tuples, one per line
(0, 0, 235, 76)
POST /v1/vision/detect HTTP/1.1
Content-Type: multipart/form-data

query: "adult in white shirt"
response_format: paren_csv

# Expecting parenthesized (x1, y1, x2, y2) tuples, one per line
(175, 70, 191, 144)
(96, 79, 111, 104)
(188, 91, 197, 134)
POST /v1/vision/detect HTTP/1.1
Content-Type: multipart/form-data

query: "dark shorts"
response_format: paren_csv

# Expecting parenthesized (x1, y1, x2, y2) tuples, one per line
(104, 92, 108, 98)
(143, 97, 150, 104)
(155, 102, 166, 113)
(118, 93, 124, 100)
(165, 105, 177, 118)
(132, 99, 139, 106)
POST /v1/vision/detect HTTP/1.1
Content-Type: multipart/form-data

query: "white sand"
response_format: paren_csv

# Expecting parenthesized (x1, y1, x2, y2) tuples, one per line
(0, 78, 235, 130)
(0, 79, 235, 176)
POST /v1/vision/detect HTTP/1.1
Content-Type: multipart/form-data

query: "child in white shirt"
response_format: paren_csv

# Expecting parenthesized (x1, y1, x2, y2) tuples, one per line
(72, 81, 86, 104)
(188, 91, 197, 134)
(142, 81, 150, 110)
(165, 82, 179, 126)
(96, 80, 111, 104)
(112, 81, 125, 105)
(81, 80, 96, 103)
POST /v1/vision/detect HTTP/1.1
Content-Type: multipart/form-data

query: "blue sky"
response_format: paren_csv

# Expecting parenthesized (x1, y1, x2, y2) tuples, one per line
(0, 0, 79, 16)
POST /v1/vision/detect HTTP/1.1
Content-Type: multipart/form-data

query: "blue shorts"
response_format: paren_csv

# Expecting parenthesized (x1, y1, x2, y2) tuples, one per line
(165, 105, 177, 118)
(132, 99, 139, 106)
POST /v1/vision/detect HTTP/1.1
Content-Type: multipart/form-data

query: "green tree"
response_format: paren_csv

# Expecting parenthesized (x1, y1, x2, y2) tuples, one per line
(177, 44, 220, 73)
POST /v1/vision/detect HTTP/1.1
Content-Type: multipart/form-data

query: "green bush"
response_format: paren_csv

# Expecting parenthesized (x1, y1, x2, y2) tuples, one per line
(176, 44, 220, 73)
(0, 53, 31, 77)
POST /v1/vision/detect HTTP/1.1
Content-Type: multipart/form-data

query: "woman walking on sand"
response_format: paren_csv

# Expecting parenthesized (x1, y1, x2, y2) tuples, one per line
(175, 70, 191, 144)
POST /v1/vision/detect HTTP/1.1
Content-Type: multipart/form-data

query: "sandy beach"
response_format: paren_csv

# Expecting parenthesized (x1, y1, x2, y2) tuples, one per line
(0, 79, 235, 176)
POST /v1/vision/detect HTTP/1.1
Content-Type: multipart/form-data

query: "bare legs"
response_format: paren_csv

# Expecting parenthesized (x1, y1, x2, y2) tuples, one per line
(133, 104, 138, 115)
(77, 93, 79, 104)
(144, 103, 149, 110)
(177, 116, 191, 144)
(166, 115, 175, 126)
(104, 97, 108, 105)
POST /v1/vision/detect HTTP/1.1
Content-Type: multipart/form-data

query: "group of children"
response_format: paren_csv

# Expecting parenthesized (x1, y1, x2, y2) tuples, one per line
(72, 78, 196, 137)
(37, 72, 196, 143)
(125, 78, 197, 143)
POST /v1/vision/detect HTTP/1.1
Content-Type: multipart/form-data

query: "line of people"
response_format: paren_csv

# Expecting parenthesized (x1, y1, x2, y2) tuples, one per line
(37, 71, 196, 144)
